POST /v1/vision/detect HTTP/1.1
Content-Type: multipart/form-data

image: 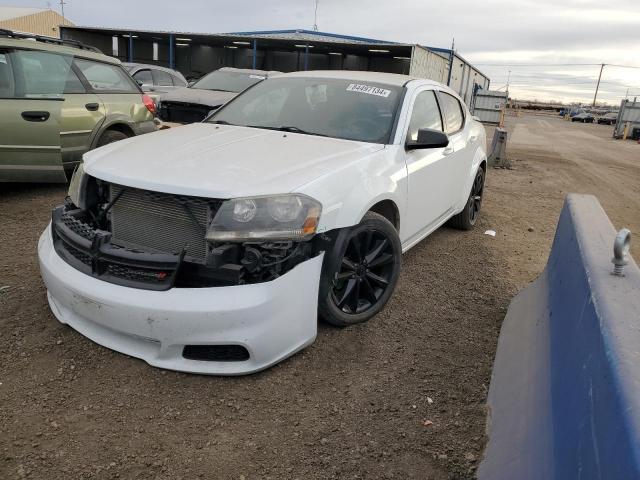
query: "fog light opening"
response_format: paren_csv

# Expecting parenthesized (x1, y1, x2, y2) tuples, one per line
(182, 345, 250, 362)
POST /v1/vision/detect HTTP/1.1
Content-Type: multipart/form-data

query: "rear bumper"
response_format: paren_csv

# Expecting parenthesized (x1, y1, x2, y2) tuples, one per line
(132, 120, 157, 136)
(38, 225, 323, 375)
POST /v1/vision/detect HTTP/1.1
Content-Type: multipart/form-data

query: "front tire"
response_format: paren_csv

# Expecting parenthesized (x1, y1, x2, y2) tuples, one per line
(319, 212, 402, 327)
(449, 167, 484, 230)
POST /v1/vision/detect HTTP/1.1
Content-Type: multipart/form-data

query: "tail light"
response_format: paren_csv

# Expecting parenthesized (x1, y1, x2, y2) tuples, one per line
(142, 94, 156, 115)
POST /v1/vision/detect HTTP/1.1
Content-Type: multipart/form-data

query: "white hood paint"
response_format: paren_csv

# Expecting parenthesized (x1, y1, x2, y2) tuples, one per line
(83, 123, 384, 198)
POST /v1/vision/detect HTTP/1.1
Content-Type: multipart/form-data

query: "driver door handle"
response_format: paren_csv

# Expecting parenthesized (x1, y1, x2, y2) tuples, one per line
(443, 146, 454, 156)
(21, 111, 50, 122)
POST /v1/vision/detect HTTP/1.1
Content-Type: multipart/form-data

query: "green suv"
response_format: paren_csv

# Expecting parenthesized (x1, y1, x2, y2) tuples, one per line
(0, 30, 156, 183)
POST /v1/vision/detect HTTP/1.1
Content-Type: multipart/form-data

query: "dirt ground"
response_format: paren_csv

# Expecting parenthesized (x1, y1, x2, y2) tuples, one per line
(1, 112, 638, 480)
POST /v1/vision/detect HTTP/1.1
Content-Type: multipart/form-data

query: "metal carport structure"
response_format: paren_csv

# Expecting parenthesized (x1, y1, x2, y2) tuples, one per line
(60, 27, 489, 104)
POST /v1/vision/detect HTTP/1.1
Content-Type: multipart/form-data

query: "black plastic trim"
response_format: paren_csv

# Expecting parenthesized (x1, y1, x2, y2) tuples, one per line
(182, 345, 250, 362)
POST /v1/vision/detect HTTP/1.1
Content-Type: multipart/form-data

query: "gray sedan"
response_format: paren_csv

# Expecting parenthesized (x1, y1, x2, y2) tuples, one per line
(124, 63, 188, 100)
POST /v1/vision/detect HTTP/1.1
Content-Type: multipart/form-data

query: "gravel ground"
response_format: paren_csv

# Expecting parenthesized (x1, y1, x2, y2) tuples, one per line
(1, 112, 638, 479)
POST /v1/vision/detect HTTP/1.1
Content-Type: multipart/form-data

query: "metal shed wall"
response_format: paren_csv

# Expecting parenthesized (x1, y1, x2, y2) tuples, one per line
(472, 89, 508, 124)
(409, 45, 448, 84)
(614, 99, 640, 138)
(446, 53, 490, 105)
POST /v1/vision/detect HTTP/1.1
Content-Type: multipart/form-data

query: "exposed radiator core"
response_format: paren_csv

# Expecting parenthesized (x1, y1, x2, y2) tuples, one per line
(109, 184, 217, 263)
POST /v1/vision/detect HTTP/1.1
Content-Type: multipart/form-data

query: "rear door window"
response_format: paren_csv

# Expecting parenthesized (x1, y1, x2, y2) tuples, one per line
(132, 69, 152, 86)
(0, 52, 15, 97)
(9, 50, 83, 98)
(74, 58, 138, 93)
(438, 92, 465, 134)
(170, 73, 187, 87)
(152, 69, 174, 86)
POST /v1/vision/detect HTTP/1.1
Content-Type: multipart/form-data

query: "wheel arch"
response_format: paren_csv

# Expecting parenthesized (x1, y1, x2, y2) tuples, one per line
(454, 147, 487, 213)
(103, 123, 135, 138)
(89, 116, 137, 149)
(367, 199, 400, 231)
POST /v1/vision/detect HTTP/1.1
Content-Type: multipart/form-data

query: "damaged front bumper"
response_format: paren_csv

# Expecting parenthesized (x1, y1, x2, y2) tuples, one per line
(38, 224, 324, 375)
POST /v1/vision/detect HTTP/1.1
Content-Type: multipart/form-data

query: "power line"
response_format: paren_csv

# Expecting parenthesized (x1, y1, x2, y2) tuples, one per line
(475, 62, 640, 69)
(606, 63, 640, 70)
(474, 63, 601, 67)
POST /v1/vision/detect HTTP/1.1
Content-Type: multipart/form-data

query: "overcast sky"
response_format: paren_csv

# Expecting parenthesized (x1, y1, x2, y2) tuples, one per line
(20, 0, 640, 104)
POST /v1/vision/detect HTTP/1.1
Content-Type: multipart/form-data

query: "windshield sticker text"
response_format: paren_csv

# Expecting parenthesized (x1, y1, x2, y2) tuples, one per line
(346, 84, 391, 98)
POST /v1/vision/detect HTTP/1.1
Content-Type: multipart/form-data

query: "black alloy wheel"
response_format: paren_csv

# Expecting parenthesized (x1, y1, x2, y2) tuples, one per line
(468, 168, 484, 225)
(332, 229, 394, 314)
(448, 167, 485, 230)
(319, 212, 401, 327)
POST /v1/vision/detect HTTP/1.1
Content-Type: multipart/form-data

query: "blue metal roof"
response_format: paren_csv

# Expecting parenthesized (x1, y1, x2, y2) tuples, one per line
(227, 29, 398, 45)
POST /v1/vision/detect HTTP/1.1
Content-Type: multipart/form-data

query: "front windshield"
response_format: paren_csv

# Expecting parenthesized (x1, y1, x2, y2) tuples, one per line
(192, 70, 265, 93)
(207, 77, 403, 143)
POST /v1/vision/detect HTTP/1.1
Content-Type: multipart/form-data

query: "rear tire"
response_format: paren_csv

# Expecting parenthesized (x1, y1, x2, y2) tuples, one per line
(449, 168, 484, 231)
(97, 129, 129, 147)
(319, 212, 401, 327)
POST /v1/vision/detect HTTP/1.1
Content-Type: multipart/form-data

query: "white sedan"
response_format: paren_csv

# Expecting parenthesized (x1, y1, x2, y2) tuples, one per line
(38, 70, 487, 374)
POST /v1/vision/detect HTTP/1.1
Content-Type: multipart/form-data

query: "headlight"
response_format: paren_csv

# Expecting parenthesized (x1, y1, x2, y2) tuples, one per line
(206, 194, 322, 242)
(68, 163, 88, 208)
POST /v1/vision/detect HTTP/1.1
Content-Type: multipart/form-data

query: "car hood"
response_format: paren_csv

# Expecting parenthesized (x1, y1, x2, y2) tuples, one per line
(158, 87, 237, 107)
(83, 123, 385, 198)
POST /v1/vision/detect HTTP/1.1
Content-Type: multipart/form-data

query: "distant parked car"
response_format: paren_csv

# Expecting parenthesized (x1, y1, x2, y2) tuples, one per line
(157, 67, 278, 124)
(597, 112, 618, 125)
(123, 63, 187, 100)
(0, 30, 156, 183)
(571, 112, 594, 123)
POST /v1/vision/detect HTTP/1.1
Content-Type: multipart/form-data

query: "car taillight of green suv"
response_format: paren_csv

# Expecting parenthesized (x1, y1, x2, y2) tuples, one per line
(0, 30, 156, 183)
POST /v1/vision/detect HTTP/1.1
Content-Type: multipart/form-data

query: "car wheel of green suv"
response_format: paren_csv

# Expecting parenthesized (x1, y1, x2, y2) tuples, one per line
(97, 130, 129, 147)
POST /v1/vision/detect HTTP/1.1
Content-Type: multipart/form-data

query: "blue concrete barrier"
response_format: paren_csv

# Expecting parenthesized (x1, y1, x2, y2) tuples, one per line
(479, 194, 640, 480)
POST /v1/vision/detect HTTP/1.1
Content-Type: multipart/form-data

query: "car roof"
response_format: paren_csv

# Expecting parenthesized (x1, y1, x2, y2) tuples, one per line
(0, 37, 120, 64)
(123, 62, 187, 80)
(277, 70, 439, 88)
(218, 67, 280, 77)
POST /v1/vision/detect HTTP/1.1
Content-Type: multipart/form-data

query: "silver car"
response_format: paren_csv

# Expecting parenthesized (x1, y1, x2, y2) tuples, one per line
(123, 63, 188, 100)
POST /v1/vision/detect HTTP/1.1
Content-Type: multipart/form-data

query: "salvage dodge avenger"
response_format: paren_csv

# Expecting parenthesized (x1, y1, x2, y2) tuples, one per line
(38, 70, 487, 375)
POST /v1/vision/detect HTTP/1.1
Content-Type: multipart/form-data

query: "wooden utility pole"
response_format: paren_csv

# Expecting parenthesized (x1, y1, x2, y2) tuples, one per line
(592, 63, 605, 107)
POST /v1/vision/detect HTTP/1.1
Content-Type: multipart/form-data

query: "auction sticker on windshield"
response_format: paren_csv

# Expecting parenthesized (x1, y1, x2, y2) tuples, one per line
(346, 84, 392, 98)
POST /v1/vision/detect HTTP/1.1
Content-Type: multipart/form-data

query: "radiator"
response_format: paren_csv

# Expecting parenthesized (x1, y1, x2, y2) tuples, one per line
(109, 184, 217, 263)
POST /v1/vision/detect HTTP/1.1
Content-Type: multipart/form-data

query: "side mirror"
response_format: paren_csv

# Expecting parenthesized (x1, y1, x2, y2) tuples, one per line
(406, 128, 449, 150)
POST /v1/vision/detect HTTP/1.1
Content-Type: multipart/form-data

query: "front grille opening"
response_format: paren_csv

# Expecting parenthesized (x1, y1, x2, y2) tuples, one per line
(182, 345, 250, 362)
(65, 243, 92, 266)
(106, 263, 171, 283)
(62, 214, 96, 240)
